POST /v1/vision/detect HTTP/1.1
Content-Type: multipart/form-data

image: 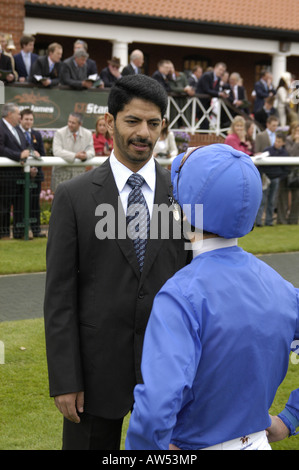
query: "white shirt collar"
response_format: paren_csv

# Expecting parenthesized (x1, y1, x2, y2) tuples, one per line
(109, 150, 156, 194)
(192, 237, 238, 259)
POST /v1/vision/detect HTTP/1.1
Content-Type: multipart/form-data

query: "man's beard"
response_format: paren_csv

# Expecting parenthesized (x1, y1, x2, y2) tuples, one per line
(113, 124, 154, 164)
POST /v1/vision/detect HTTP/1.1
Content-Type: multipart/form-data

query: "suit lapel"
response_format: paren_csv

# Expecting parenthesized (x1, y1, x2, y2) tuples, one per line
(140, 161, 173, 282)
(91, 158, 140, 279)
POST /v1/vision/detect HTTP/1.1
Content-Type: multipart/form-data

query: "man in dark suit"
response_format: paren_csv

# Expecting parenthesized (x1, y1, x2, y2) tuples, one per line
(151, 60, 171, 92)
(13, 35, 38, 82)
(19, 108, 46, 238)
(253, 70, 276, 115)
(60, 49, 93, 90)
(227, 72, 250, 115)
(0, 103, 30, 239)
(44, 74, 190, 450)
(196, 62, 227, 129)
(122, 49, 144, 76)
(100, 57, 122, 88)
(73, 39, 99, 77)
(188, 65, 203, 91)
(29, 42, 63, 87)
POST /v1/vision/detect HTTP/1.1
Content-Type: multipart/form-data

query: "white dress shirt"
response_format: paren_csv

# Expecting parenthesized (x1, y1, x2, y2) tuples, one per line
(109, 151, 156, 217)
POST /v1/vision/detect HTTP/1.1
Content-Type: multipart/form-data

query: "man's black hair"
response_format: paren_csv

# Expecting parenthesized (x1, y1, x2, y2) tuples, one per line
(107, 74, 168, 119)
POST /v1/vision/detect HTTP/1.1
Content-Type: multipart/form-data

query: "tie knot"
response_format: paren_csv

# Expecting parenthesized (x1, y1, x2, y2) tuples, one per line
(127, 173, 145, 189)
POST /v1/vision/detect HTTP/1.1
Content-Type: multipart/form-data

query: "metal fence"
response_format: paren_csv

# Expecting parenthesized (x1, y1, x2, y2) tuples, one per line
(0, 153, 299, 241)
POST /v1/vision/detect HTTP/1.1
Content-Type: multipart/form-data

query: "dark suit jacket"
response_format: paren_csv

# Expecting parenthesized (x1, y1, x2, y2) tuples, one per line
(100, 66, 119, 88)
(151, 70, 171, 92)
(60, 56, 88, 89)
(122, 64, 140, 76)
(0, 119, 27, 162)
(29, 55, 61, 87)
(254, 106, 278, 130)
(44, 159, 190, 419)
(13, 52, 38, 79)
(19, 126, 45, 181)
(0, 54, 14, 82)
(197, 71, 220, 97)
(253, 80, 276, 113)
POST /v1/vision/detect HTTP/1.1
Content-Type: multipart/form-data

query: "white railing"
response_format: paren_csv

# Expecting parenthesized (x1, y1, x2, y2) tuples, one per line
(1, 153, 299, 169)
(167, 95, 255, 137)
(0, 156, 174, 168)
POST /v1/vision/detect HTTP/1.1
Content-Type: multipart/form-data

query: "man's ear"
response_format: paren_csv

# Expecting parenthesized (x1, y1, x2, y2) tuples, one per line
(105, 112, 114, 135)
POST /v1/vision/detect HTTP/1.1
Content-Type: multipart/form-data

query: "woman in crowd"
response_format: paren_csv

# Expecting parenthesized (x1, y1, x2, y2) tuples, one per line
(93, 115, 113, 156)
(224, 115, 253, 155)
(153, 118, 178, 159)
(276, 72, 291, 127)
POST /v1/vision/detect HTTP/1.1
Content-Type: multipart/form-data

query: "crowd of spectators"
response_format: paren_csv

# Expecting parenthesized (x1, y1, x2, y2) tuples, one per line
(0, 33, 299, 236)
(1, 33, 298, 129)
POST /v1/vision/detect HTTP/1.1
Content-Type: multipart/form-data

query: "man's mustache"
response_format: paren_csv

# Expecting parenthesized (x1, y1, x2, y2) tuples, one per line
(129, 137, 152, 147)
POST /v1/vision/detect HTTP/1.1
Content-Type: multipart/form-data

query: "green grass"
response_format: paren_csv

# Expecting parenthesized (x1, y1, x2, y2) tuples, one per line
(0, 318, 298, 450)
(0, 225, 299, 275)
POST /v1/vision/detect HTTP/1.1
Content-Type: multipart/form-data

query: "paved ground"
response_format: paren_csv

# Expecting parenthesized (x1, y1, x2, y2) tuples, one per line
(0, 252, 298, 322)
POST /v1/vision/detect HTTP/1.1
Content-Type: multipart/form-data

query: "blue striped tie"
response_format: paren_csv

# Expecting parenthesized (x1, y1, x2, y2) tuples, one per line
(126, 174, 150, 272)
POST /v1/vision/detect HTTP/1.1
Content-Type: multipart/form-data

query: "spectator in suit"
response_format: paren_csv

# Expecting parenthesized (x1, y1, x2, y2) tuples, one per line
(255, 115, 279, 153)
(254, 96, 278, 130)
(0, 103, 30, 239)
(29, 42, 63, 87)
(0, 44, 15, 83)
(122, 49, 144, 76)
(196, 62, 227, 129)
(253, 70, 276, 115)
(19, 108, 46, 238)
(151, 60, 172, 92)
(188, 65, 202, 91)
(228, 72, 249, 114)
(60, 49, 93, 90)
(256, 132, 289, 227)
(14, 35, 38, 82)
(51, 112, 94, 192)
(254, 115, 279, 227)
(100, 57, 122, 88)
(73, 39, 99, 77)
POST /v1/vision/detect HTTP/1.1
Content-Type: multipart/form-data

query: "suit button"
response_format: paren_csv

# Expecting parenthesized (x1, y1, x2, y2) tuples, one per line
(138, 291, 145, 299)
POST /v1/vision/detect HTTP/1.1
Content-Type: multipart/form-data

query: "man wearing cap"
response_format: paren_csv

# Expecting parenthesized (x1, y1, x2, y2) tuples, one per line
(126, 143, 299, 450)
(100, 57, 122, 88)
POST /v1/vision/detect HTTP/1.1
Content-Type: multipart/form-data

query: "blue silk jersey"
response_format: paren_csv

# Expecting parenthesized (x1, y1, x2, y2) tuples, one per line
(126, 245, 299, 450)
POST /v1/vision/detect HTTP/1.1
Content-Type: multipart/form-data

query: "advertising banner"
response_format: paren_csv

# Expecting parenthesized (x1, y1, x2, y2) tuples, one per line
(1, 85, 109, 130)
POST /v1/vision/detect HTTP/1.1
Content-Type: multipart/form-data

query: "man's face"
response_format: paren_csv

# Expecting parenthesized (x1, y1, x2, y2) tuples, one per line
(267, 120, 279, 133)
(49, 47, 63, 63)
(7, 107, 21, 126)
(75, 56, 87, 68)
(20, 113, 34, 130)
(105, 98, 163, 171)
(67, 115, 80, 133)
(215, 64, 226, 78)
(23, 41, 34, 53)
(134, 53, 144, 68)
(274, 137, 284, 149)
